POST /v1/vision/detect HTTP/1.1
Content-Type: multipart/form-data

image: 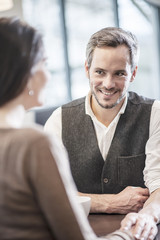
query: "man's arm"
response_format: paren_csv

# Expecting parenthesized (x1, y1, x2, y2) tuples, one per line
(44, 107, 65, 148)
(120, 102, 160, 239)
(79, 186, 149, 214)
(141, 188, 160, 221)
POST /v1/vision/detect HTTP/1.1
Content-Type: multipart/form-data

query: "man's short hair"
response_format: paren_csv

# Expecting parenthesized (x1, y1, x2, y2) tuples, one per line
(86, 27, 139, 72)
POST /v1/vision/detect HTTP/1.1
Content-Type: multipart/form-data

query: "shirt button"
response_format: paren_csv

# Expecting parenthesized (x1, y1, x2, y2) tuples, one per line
(103, 178, 109, 184)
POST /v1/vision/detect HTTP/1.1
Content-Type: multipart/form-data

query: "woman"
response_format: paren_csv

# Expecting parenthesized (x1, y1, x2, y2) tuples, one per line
(0, 17, 134, 240)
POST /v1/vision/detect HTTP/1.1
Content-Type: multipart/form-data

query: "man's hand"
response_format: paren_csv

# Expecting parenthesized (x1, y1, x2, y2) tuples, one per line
(78, 186, 149, 213)
(120, 212, 158, 240)
(115, 187, 149, 214)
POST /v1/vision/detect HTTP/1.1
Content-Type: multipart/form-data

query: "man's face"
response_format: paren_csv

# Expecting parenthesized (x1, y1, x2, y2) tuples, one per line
(85, 45, 136, 109)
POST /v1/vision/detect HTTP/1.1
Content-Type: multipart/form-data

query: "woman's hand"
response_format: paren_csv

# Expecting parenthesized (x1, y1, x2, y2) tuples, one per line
(120, 212, 158, 240)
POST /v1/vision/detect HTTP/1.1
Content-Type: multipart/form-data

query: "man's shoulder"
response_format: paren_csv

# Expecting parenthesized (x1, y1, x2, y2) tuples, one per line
(128, 91, 155, 105)
(62, 96, 86, 109)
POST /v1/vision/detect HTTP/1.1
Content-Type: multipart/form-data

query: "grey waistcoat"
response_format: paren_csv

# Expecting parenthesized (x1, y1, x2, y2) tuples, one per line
(62, 92, 154, 194)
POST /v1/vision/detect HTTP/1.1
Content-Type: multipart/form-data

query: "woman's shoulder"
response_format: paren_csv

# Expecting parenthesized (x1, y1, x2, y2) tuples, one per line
(13, 124, 50, 147)
(18, 124, 62, 149)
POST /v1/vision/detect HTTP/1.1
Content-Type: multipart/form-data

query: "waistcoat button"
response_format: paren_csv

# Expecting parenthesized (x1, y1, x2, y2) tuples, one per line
(103, 178, 109, 184)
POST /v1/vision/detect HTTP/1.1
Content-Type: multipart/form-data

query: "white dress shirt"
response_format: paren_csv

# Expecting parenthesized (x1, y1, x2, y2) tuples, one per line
(44, 92, 160, 194)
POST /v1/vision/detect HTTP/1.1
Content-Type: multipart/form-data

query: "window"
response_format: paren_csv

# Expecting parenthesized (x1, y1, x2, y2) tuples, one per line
(23, 0, 69, 107)
(22, 0, 115, 106)
(21, 0, 160, 107)
(118, 0, 160, 99)
(65, 0, 115, 99)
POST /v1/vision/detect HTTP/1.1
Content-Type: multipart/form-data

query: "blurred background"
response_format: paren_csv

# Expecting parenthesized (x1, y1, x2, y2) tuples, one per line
(0, 0, 160, 123)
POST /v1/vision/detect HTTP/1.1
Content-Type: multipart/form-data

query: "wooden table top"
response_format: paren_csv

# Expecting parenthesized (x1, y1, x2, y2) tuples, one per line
(88, 213, 125, 237)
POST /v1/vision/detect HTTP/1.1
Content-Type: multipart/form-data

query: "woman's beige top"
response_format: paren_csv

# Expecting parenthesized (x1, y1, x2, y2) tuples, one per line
(0, 127, 133, 240)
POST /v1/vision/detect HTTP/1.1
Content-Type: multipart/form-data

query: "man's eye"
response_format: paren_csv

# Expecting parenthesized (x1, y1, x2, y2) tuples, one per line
(96, 70, 104, 75)
(116, 72, 125, 76)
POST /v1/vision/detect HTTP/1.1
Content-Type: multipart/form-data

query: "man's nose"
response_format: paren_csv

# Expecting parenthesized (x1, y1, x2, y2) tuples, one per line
(103, 75, 115, 89)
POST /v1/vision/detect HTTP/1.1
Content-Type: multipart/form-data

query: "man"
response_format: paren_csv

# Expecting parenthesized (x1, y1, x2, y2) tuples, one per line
(44, 27, 160, 230)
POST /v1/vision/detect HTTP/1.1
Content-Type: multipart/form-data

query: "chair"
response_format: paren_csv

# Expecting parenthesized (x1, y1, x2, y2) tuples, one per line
(34, 106, 58, 126)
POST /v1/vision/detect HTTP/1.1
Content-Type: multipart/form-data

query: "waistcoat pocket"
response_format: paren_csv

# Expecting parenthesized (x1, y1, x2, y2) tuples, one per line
(118, 153, 145, 187)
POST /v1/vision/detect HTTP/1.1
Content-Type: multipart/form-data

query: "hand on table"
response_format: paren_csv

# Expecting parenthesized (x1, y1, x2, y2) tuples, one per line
(112, 186, 149, 214)
(120, 212, 158, 240)
(79, 186, 149, 214)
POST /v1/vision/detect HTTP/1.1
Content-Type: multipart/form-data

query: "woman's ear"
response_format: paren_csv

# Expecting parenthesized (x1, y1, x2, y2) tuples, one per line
(25, 78, 34, 96)
(130, 66, 138, 82)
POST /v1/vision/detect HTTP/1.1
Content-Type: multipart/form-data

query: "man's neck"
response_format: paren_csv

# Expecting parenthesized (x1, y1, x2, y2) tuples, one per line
(90, 96, 125, 127)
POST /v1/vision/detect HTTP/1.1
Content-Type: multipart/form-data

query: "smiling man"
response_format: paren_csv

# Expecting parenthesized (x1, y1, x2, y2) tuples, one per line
(88, 45, 134, 109)
(44, 27, 160, 239)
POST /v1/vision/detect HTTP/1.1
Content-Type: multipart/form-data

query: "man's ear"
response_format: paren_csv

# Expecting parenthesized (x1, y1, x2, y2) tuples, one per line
(130, 66, 138, 82)
(85, 61, 89, 78)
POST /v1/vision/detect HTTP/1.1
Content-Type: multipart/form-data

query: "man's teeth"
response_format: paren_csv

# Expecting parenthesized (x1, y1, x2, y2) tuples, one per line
(101, 91, 113, 95)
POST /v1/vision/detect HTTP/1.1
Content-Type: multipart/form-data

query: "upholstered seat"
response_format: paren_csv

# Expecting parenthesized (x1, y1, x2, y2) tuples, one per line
(34, 106, 58, 125)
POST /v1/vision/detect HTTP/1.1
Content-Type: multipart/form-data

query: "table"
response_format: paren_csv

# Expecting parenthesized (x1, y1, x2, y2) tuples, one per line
(88, 214, 160, 239)
(88, 214, 125, 237)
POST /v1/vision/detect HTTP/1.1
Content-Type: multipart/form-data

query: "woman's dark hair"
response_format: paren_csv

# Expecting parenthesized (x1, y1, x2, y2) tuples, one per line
(0, 17, 44, 107)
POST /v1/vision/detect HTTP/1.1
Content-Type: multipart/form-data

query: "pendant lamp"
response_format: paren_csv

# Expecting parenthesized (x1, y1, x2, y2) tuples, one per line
(0, 0, 13, 12)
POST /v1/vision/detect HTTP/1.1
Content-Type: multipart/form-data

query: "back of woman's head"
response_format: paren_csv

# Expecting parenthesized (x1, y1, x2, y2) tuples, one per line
(0, 17, 44, 107)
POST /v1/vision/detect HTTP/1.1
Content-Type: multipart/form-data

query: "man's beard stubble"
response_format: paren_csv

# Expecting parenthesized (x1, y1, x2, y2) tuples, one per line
(91, 89, 126, 109)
